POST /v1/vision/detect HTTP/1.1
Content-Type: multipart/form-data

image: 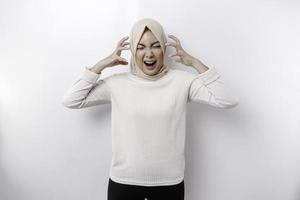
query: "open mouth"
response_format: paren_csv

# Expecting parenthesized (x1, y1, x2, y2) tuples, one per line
(144, 60, 157, 69)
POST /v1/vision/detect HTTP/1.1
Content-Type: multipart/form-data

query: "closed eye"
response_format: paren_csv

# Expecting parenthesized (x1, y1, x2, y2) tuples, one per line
(137, 41, 160, 49)
(137, 44, 161, 49)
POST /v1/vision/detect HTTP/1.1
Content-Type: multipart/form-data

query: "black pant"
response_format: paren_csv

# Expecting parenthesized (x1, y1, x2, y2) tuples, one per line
(107, 178, 185, 200)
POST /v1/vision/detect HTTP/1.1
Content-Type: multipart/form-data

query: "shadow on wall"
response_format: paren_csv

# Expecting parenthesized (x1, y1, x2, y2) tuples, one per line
(0, 133, 21, 200)
(0, 102, 22, 199)
(184, 101, 262, 199)
(0, 165, 21, 200)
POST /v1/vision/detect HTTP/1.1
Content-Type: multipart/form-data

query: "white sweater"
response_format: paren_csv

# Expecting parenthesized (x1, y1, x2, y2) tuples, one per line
(61, 66, 239, 186)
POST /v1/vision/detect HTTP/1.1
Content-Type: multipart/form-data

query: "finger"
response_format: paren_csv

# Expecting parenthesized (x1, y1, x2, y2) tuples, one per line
(119, 59, 128, 65)
(121, 36, 129, 41)
(167, 36, 176, 42)
(168, 34, 179, 42)
(165, 42, 177, 47)
(118, 56, 127, 62)
(168, 35, 181, 46)
(173, 56, 182, 62)
(119, 61, 128, 65)
(118, 46, 130, 50)
(122, 42, 130, 46)
(168, 52, 179, 58)
(118, 36, 129, 45)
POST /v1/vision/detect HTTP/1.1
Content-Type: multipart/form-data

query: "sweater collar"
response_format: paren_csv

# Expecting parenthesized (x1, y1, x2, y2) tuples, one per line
(127, 68, 174, 84)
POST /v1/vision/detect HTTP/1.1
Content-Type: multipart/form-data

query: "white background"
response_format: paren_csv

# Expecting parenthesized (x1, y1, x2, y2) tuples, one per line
(1, 0, 300, 200)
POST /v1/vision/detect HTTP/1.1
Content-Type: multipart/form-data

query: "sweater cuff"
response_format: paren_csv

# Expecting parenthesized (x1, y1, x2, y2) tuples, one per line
(194, 66, 221, 85)
(80, 66, 100, 83)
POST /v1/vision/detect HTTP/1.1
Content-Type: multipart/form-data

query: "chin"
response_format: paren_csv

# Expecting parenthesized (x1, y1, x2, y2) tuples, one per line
(142, 64, 161, 76)
(142, 69, 158, 76)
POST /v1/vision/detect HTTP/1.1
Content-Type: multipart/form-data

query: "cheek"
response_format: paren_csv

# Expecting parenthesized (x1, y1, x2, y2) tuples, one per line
(154, 50, 164, 62)
(135, 52, 144, 63)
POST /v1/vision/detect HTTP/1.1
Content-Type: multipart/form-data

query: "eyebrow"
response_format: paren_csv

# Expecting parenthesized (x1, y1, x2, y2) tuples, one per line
(138, 41, 160, 46)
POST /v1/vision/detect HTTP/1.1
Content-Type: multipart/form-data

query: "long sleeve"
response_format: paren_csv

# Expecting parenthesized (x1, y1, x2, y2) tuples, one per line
(188, 66, 239, 109)
(61, 67, 111, 109)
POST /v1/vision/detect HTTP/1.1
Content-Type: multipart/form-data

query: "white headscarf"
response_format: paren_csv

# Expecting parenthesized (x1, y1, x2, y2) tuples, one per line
(129, 18, 169, 81)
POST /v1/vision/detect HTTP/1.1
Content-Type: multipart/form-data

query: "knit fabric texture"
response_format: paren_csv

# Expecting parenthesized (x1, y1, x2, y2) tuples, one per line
(61, 66, 239, 186)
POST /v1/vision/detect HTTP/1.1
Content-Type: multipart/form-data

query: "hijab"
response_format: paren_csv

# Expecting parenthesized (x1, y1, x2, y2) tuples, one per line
(129, 18, 169, 81)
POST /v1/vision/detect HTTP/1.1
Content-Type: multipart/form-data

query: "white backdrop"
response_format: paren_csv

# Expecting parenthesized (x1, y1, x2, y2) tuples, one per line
(1, 0, 300, 200)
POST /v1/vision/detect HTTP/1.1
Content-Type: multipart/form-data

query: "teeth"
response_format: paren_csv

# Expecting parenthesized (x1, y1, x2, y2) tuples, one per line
(144, 61, 156, 64)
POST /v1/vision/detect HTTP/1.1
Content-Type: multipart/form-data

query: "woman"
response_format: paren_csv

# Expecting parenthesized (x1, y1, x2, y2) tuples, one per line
(62, 18, 239, 200)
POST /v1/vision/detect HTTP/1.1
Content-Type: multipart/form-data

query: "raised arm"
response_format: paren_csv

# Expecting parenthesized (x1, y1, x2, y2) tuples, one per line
(188, 66, 239, 109)
(61, 35, 130, 109)
(61, 67, 111, 109)
(166, 34, 239, 109)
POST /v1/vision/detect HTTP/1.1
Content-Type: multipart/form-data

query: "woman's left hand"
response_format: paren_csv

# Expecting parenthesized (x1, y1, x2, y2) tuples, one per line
(165, 34, 196, 67)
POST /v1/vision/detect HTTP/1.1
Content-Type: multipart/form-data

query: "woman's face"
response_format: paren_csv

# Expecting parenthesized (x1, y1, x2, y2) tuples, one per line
(135, 28, 164, 76)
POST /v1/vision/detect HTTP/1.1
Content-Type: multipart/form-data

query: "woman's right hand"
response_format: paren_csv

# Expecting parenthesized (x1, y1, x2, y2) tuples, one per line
(103, 36, 130, 67)
(89, 36, 130, 74)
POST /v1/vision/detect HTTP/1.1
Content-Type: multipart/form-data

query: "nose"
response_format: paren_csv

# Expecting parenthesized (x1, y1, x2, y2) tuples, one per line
(145, 49, 154, 59)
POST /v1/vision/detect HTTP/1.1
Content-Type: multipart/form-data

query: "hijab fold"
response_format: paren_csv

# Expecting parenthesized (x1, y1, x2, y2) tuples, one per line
(129, 18, 169, 81)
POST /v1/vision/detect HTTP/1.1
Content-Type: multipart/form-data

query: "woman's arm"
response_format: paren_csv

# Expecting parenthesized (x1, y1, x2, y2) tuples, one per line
(187, 65, 239, 109)
(61, 36, 130, 109)
(190, 57, 209, 74)
(61, 66, 111, 109)
(166, 34, 239, 108)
